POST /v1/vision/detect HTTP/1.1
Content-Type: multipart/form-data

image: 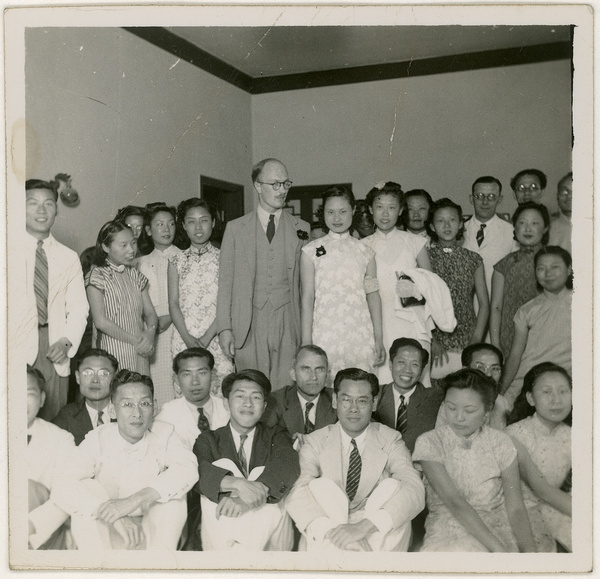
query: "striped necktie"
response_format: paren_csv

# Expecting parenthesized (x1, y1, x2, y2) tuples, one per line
(266, 214, 275, 243)
(346, 439, 361, 502)
(304, 402, 315, 434)
(396, 395, 408, 434)
(34, 240, 49, 325)
(238, 434, 248, 478)
(476, 223, 486, 247)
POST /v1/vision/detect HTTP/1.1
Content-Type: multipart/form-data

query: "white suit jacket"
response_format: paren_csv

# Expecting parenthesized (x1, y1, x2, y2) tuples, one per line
(286, 422, 424, 533)
(155, 394, 230, 449)
(27, 418, 75, 548)
(20, 233, 89, 376)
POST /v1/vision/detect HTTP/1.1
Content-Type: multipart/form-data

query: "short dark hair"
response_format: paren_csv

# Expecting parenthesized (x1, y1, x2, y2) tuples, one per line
(511, 201, 551, 245)
(535, 245, 573, 290)
(27, 365, 46, 394)
(365, 181, 404, 207)
(333, 368, 379, 399)
(221, 369, 271, 399)
(402, 189, 434, 232)
(294, 344, 329, 366)
(110, 369, 154, 400)
(427, 197, 464, 242)
(26, 179, 58, 202)
(461, 343, 504, 368)
(77, 348, 119, 372)
(558, 172, 573, 188)
(175, 197, 218, 249)
(441, 368, 498, 412)
(389, 337, 429, 369)
(252, 158, 283, 183)
(114, 205, 144, 222)
(138, 203, 177, 255)
(172, 347, 215, 373)
(471, 176, 502, 194)
(322, 185, 356, 210)
(510, 169, 547, 191)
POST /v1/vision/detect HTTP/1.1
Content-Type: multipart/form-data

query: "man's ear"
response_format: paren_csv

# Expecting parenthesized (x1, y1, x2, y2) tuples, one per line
(290, 368, 296, 384)
(107, 401, 117, 420)
(223, 397, 230, 412)
(145, 225, 152, 237)
(173, 373, 182, 397)
(332, 393, 337, 410)
(372, 396, 379, 412)
(75, 371, 81, 386)
(39, 391, 46, 409)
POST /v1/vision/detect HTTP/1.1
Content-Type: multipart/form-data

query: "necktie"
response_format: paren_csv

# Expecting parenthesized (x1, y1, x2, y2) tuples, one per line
(197, 407, 210, 432)
(476, 223, 486, 247)
(97, 410, 104, 426)
(34, 240, 49, 325)
(304, 402, 315, 435)
(266, 214, 275, 243)
(396, 395, 408, 434)
(27, 434, 31, 445)
(238, 434, 248, 477)
(346, 439, 361, 502)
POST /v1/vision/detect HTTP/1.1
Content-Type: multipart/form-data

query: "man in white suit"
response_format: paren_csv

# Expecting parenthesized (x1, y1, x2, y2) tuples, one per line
(286, 368, 424, 552)
(155, 347, 230, 450)
(21, 179, 89, 420)
(217, 159, 310, 389)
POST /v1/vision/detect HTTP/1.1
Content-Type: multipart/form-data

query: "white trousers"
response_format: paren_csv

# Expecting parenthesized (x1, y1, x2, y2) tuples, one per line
(70, 480, 186, 550)
(200, 459, 294, 551)
(302, 478, 411, 552)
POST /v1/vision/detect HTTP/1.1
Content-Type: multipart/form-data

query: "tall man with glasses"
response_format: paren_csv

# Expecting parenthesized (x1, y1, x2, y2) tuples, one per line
(549, 172, 572, 254)
(217, 158, 310, 389)
(463, 176, 518, 296)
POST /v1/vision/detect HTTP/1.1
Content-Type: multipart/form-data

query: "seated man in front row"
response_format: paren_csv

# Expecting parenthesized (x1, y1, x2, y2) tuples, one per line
(52, 370, 198, 550)
(193, 369, 300, 551)
(373, 338, 443, 453)
(27, 365, 75, 549)
(286, 368, 425, 551)
(261, 344, 336, 447)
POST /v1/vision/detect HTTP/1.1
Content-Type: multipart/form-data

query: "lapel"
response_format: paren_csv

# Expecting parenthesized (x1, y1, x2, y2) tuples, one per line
(280, 211, 300, 287)
(218, 425, 243, 472)
(408, 383, 425, 416)
(315, 388, 336, 428)
(282, 386, 304, 435)
(320, 426, 344, 486)
(74, 398, 94, 431)
(249, 423, 270, 472)
(241, 212, 258, 284)
(353, 424, 388, 506)
(376, 383, 396, 428)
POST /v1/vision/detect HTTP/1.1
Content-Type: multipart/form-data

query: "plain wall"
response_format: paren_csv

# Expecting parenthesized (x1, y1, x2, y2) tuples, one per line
(251, 59, 572, 218)
(25, 27, 253, 253)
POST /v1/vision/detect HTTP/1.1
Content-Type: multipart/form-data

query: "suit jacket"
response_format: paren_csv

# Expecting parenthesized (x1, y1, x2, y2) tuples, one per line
(20, 233, 89, 376)
(261, 385, 337, 436)
(52, 398, 115, 446)
(373, 382, 444, 453)
(155, 394, 230, 450)
(216, 210, 310, 347)
(193, 422, 300, 504)
(286, 422, 424, 533)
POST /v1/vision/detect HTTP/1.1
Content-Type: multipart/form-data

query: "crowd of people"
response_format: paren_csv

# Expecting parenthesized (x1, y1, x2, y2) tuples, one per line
(23, 158, 572, 553)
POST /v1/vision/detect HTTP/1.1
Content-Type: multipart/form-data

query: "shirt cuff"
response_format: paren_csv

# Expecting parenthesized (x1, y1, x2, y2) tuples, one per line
(365, 509, 393, 536)
(307, 517, 336, 543)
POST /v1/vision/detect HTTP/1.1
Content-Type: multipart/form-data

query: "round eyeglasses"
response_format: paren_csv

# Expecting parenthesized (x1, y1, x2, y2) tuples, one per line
(256, 180, 293, 191)
(472, 193, 500, 202)
(516, 183, 541, 192)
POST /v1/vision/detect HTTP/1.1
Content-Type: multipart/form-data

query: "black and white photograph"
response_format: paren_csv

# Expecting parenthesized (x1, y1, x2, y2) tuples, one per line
(4, 2, 594, 575)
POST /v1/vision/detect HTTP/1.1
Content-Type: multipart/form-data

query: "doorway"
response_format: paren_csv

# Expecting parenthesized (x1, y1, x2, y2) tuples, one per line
(200, 175, 245, 246)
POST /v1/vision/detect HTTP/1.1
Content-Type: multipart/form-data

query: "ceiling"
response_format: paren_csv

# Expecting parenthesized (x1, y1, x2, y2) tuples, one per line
(168, 25, 571, 78)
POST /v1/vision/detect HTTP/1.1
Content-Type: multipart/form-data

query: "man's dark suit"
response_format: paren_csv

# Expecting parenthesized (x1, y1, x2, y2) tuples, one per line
(261, 385, 337, 436)
(372, 382, 443, 453)
(193, 423, 300, 504)
(52, 398, 114, 446)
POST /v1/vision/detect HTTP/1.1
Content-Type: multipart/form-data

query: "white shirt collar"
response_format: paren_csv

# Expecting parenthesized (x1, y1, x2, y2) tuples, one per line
(85, 402, 109, 428)
(339, 422, 369, 455)
(26, 231, 56, 249)
(393, 384, 417, 405)
(184, 395, 214, 422)
(256, 204, 282, 231)
(297, 391, 320, 411)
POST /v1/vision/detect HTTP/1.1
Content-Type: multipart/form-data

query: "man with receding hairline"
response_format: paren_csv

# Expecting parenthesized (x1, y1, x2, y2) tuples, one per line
(216, 158, 310, 389)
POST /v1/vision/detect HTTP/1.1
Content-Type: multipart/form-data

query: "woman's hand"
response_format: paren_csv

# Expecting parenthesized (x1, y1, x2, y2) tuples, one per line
(157, 315, 172, 333)
(431, 337, 449, 367)
(136, 331, 155, 357)
(373, 338, 386, 367)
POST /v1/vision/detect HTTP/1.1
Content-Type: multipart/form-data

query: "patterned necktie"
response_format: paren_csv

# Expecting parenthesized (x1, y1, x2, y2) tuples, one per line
(396, 395, 408, 434)
(266, 214, 275, 243)
(304, 402, 315, 435)
(346, 438, 361, 502)
(34, 240, 49, 325)
(476, 223, 486, 247)
(97, 410, 104, 426)
(238, 434, 248, 477)
(197, 407, 210, 432)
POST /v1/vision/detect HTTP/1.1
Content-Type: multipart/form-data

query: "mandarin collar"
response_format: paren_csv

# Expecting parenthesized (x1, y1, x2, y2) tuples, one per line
(327, 231, 350, 241)
(106, 258, 126, 273)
